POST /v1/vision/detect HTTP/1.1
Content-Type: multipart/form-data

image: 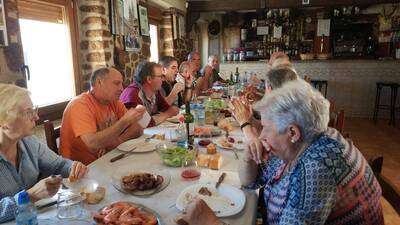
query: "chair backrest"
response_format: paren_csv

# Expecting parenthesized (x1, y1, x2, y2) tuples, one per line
(43, 120, 60, 154)
(369, 156, 400, 214)
(335, 110, 345, 133)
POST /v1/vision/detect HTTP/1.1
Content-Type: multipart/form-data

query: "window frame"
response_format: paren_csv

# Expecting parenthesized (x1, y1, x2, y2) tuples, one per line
(18, 0, 80, 123)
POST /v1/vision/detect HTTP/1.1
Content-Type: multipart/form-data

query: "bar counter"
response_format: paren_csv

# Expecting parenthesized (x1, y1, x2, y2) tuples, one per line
(220, 60, 400, 118)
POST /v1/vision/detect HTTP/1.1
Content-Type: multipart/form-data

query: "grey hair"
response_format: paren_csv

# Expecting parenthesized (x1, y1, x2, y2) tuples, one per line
(90, 67, 110, 88)
(208, 55, 217, 61)
(266, 65, 298, 90)
(255, 79, 330, 143)
(179, 61, 192, 74)
(187, 51, 200, 61)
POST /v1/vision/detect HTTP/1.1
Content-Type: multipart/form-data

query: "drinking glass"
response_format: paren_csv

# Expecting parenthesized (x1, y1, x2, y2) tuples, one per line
(57, 192, 87, 220)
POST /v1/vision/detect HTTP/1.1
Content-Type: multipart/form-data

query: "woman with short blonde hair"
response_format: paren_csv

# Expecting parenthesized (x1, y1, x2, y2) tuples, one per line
(0, 84, 88, 223)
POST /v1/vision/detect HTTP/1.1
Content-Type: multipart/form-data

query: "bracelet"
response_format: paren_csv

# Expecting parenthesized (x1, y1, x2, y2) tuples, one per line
(185, 86, 193, 89)
(240, 121, 251, 130)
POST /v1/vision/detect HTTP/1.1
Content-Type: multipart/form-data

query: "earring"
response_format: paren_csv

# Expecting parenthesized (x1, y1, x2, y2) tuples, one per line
(290, 139, 296, 143)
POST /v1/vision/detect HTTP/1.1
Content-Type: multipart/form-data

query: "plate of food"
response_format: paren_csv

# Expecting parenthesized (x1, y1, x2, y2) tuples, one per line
(93, 201, 162, 225)
(194, 126, 222, 137)
(176, 183, 245, 217)
(117, 135, 162, 153)
(166, 115, 183, 124)
(216, 136, 245, 150)
(111, 169, 170, 196)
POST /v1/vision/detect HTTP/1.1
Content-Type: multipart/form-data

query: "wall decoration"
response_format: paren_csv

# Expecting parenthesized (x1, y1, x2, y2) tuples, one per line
(138, 5, 149, 36)
(178, 14, 185, 38)
(0, 0, 8, 46)
(110, 0, 124, 35)
(124, 0, 140, 51)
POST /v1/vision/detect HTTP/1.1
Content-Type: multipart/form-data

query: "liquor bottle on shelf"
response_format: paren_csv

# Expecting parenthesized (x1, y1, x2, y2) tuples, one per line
(234, 67, 240, 83)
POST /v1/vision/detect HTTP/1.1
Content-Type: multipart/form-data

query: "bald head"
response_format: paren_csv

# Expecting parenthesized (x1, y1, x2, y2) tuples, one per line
(90, 67, 124, 103)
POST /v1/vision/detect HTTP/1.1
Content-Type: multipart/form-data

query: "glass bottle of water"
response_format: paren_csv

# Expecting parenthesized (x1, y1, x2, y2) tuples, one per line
(16, 191, 38, 225)
(197, 105, 205, 126)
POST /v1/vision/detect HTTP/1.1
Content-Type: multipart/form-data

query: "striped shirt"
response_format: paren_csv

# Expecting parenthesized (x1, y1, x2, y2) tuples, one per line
(0, 136, 72, 223)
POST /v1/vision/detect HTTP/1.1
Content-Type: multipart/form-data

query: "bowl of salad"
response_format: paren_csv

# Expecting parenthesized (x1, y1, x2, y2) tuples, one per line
(156, 143, 196, 167)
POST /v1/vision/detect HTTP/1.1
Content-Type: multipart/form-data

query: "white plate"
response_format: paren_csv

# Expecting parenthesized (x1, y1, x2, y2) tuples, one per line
(62, 178, 99, 193)
(176, 183, 246, 217)
(111, 169, 170, 196)
(117, 135, 161, 153)
(166, 115, 181, 124)
(215, 137, 245, 150)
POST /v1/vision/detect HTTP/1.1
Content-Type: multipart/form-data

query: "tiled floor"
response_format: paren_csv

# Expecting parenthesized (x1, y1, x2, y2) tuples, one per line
(345, 117, 400, 193)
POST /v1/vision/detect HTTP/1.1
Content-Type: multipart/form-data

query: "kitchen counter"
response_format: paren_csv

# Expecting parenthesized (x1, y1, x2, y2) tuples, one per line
(220, 60, 400, 118)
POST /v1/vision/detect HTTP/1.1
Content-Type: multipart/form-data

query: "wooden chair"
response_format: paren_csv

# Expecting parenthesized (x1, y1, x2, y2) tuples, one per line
(43, 120, 61, 154)
(369, 156, 400, 214)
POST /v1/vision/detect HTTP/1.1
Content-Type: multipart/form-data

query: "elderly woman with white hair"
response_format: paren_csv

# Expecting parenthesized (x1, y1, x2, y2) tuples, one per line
(0, 84, 88, 222)
(239, 79, 383, 225)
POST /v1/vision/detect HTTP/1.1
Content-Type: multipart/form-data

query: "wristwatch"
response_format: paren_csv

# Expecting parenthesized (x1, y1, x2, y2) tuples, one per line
(240, 121, 251, 130)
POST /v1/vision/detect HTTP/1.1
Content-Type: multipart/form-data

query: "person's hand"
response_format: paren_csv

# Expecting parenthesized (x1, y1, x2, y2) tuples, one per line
(245, 138, 270, 164)
(27, 175, 62, 202)
(229, 98, 253, 125)
(166, 106, 179, 117)
(179, 199, 221, 225)
(172, 82, 185, 95)
(69, 161, 89, 182)
(122, 105, 146, 123)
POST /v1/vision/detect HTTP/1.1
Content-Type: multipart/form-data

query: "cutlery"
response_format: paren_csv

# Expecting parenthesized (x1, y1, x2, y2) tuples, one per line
(232, 147, 239, 160)
(110, 147, 137, 163)
(215, 172, 226, 189)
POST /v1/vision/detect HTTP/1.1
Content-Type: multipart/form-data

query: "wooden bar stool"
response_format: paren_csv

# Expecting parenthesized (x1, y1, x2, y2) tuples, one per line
(310, 80, 328, 97)
(373, 82, 399, 126)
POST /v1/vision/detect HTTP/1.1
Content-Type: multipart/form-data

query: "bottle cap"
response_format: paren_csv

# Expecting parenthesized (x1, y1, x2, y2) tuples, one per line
(18, 191, 30, 205)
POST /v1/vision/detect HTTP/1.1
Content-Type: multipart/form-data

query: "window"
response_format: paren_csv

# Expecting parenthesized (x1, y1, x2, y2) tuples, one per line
(149, 24, 159, 62)
(18, 0, 77, 107)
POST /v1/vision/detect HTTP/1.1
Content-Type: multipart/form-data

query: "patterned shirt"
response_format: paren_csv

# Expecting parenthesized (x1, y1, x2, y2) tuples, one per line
(250, 128, 383, 225)
(0, 136, 72, 223)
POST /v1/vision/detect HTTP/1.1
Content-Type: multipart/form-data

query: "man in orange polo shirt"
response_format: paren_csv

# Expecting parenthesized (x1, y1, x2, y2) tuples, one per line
(60, 67, 145, 165)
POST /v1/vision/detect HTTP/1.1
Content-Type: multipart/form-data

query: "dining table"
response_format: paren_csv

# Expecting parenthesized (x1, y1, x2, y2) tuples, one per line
(4, 122, 258, 225)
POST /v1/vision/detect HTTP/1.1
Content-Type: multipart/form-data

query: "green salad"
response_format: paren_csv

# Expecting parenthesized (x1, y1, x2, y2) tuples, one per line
(205, 99, 227, 110)
(158, 146, 195, 167)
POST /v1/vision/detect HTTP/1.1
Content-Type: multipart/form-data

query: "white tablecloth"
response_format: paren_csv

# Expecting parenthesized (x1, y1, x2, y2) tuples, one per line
(5, 123, 258, 225)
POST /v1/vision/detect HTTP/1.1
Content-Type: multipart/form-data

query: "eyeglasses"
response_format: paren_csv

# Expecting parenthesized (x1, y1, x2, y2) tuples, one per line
(17, 106, 39, 118)
(152, 74, 165, 79)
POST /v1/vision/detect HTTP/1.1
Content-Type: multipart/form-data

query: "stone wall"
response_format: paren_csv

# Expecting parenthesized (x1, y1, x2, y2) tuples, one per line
(77, 0, 151, 91)
(0, 0, 24, 85)
(159, 9, 192, 63)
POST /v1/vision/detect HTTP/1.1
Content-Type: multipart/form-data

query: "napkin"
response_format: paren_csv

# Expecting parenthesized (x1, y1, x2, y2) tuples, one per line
(138, 111, 151, 128)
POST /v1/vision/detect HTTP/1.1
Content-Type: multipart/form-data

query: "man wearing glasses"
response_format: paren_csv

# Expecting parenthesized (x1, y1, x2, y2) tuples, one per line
(159, 56, 185, 106)
(120, 61, 179, 127)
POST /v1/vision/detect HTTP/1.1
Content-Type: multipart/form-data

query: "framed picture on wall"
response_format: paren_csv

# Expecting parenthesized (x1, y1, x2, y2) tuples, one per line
(123, 0, 140, 51)
(0, 0, 8, 46)
(110, 0, 124, 35)
(138, 5, 149, 36)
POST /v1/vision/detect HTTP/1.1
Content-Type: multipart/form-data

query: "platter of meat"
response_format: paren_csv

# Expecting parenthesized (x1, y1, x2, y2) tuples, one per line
(111, 170, 170, 196)
(175, 183, 245, 217)
(93, 201, 162, 225)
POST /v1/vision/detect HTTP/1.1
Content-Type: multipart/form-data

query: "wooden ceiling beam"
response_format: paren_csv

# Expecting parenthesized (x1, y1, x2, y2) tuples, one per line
(188, 0, 399, 12)
(188, 0, 260, 12)
(268, 0, 400, 8)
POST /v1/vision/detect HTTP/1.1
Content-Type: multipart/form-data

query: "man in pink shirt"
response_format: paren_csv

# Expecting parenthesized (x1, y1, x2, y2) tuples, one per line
(120, 61, 179, 127)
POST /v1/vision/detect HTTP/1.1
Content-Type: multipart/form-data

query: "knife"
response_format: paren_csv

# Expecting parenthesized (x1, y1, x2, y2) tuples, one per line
(110, 147, 137, 162)
(215, 172, 226, 189)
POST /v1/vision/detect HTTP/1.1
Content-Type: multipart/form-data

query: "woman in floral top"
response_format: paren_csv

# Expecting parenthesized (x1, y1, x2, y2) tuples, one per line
(239, 79, 383, 225)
